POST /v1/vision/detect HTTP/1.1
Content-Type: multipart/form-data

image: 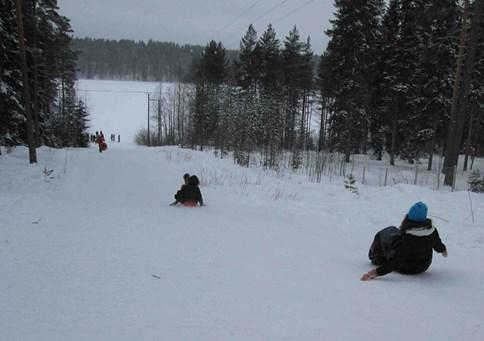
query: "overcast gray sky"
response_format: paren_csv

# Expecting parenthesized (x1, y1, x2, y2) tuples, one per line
(58, 0, 336, 53)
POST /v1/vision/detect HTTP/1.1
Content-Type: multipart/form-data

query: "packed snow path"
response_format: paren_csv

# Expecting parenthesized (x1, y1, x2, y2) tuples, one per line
(1, 145, 484, 340)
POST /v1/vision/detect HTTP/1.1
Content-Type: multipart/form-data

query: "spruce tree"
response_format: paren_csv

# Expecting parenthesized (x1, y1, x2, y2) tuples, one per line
(258, 24, 283, 168)
(235, 24, 260, 90)
(282, 26, 304, 153)
(233, 25, 261, 165)
(324, 0, 384, 162)
(1, 0, 89, 151)
(0, 0, 23, 147)
(191, 40, 227, 149)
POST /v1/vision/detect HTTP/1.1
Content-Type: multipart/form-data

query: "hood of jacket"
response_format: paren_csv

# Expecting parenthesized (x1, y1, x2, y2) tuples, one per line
(399, 216, 435, 237)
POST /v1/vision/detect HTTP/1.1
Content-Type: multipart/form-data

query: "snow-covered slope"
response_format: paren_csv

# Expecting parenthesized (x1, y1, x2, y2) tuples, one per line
(1, 144, 483, 340)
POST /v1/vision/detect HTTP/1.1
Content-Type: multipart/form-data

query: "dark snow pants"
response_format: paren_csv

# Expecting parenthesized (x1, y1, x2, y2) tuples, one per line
(368, 226, 401, 266)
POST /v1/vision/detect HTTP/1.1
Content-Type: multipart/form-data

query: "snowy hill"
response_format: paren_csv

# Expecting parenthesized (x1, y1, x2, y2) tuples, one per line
(1, 144, 483, 340)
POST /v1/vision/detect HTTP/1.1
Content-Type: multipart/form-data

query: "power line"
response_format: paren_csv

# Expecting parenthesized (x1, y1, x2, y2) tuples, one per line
(215, 0, 264, 35)
(77, 89, 151, 94)
(273, 0, 315, 23)
(251, 0, 289, 25)
(221, 0, 290, 43)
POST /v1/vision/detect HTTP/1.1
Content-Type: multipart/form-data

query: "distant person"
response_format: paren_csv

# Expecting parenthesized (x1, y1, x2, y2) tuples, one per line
(118, 134, 120, 143)
(96, 132, 103, 153)
(361, 202, 447, 281)
(96, 131, 107, 153)
(170, 173, 191, 206)
(171, 175, 204, 207)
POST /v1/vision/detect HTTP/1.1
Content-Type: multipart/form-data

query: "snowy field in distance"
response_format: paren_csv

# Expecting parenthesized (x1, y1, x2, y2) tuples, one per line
(76, 79, 170, 145)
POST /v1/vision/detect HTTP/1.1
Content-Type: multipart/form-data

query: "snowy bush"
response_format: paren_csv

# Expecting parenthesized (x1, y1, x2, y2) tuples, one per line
(269, 186, 298, 201)
(468, 170, 484, 193)
(135, 128, 149, 146)
(344, 173, 359, 194)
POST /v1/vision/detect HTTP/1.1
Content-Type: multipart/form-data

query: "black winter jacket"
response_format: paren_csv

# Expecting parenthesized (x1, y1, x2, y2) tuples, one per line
(174, 184, 203, 205)
(376, 217, 447, 276)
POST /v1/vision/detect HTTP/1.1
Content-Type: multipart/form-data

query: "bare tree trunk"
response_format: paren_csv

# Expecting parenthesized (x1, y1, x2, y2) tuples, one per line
(463, 103, 475, 171)
(15, 0, 37, 163)
(427, 119, 437, 171)
(345, 118, 352, 163)
(306, 97, 313, 150)
(147, 93, 151, 146)
(390, 103, 398, 166)
(177, 83, 182, 143)
(362, 119, 368, 154)
(318, 97, 326, 152)
(300, 90, 307, 151)
(32, 0, 40, 146)
(157, 99, 162, 145)
(172, 88, 176, 143)
(61, 78, 66, 145)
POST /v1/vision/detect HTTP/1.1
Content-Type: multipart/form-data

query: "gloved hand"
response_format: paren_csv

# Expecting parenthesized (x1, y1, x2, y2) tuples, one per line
(442, 249, 448, 257)
(361, 269, 378, 281)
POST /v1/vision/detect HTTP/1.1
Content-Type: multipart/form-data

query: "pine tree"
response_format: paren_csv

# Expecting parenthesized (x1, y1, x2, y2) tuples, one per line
(1, 0, 89, 152)
(324, 0, 384, 162)
(282, 26, 304, 154)
(444, 0, 484, 186)
(0, 0, 23, 147)
(15, 0, 37, 162)
(258, 24, 283, 168)
(232, 25, 262, 166)
(298, 37, 314, 153)
(418, 0, 459, 170)
(317, 52, 335, 152)
(235, 24, 260, 90)
(373, 0, 459, 166)
(191, 41, 228, 150)
(467, 7, 484, 160)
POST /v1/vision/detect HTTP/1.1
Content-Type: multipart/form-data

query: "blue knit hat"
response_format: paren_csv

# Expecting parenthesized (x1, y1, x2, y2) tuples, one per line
(408, 202, 428, 222)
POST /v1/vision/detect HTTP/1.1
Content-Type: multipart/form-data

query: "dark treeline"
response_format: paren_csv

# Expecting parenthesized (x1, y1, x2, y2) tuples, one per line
(1, 0, 88, 156)
(155, 0, 484, 186)
(72, 37, 239, 82)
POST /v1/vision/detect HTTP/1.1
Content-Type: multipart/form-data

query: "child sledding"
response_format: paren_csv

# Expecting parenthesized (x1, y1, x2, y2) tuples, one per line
(361, 202, 448, 281)
(170, 174, 204, 207)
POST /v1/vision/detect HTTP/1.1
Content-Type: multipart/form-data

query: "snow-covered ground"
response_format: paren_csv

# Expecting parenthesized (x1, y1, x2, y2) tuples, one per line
(2, 79, 484, 340)
(1, 144, 484, 340)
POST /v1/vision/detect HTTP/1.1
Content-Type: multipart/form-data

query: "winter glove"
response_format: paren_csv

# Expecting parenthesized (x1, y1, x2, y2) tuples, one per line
(361, 269, 378, 281)
(442, 249, 448, 257)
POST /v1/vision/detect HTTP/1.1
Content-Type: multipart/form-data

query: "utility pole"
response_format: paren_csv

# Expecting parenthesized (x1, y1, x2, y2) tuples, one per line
(147, 93, 150, 145)
(146, 92, 158, 146)
(15, 0, 37, 163)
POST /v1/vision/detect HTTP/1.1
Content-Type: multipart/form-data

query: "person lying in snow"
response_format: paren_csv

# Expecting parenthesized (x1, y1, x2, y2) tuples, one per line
(170, 173, 190, 206)
(361, 202, 447, 281)
(171, 175, 204, 207)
